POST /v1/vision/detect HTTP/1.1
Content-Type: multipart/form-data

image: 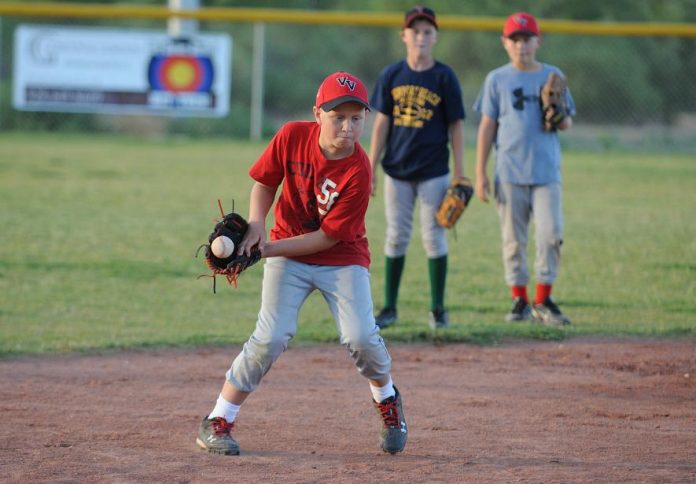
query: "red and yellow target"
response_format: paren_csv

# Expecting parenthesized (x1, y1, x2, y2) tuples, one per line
(148, 54, 214, 93)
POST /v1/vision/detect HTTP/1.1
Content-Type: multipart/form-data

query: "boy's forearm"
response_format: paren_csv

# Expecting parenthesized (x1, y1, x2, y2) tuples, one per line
(476, 140, 490, 175)
(369, 113, 390, 173)
(248, 182, 276, 224)
(449, 119, 465, 178)
(263, 229, 338, 258)
(475, 118, 496, 176)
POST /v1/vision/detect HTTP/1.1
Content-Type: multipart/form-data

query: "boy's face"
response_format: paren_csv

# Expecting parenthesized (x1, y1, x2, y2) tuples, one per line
(314, 102, 366, 156)
(501, 34, 540, 67)
(401, 19, 438, 57)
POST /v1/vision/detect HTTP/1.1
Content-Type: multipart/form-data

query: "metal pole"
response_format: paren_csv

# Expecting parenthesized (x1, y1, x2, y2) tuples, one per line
(168, 0, 199, 37)
(250, 22, 265, 141)
(0, 17, 3, 130)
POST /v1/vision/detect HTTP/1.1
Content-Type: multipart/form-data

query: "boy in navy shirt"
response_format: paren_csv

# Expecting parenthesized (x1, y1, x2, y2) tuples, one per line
(370, 6, 466, 330)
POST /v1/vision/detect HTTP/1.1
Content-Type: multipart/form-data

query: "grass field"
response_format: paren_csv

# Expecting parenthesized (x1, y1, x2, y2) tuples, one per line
(1, 132, 694, 356)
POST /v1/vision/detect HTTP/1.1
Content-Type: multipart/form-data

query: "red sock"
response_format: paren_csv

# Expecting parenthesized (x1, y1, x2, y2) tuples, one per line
(511, 286, 528, 303)
(535, 284, 552, 305)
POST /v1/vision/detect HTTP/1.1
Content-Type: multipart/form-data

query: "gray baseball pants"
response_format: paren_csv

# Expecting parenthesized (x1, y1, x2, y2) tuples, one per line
(226, 257, 392, 392)
(495, 182, 563, 287)
(384, 173, 450, 258)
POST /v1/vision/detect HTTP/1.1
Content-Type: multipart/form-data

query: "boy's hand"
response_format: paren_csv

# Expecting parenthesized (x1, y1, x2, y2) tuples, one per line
(476, 175, 490, 203)
(238, 221, 266, 257)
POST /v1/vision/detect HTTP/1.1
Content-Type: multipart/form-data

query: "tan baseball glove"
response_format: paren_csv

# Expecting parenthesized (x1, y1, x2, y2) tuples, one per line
(540, 72, 569, 132)
(436, 177, 474, 229)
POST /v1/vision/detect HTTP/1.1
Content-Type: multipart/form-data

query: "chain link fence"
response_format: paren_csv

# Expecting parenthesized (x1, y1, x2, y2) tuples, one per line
(1, 11, 695, 152)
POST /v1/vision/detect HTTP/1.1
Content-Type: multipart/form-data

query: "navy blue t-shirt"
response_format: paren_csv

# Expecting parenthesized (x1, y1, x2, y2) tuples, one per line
(371, 60, 465, 181)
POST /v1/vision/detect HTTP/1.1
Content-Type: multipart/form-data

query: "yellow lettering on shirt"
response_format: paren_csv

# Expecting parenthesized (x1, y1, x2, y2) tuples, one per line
(390, 85, 441, 128)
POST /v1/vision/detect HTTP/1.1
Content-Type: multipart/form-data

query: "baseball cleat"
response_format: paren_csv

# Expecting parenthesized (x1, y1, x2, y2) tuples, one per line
(375, 308, 398, 329)
(196, 416, 240, 455)
(532, 297, 571, 325)
(506, 297, 532, 322)
(373, 386, 407, 454)
(428, 309, 450, 329)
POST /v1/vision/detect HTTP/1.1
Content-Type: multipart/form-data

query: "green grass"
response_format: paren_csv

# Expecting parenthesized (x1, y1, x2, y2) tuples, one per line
(1, 132, 694, 356)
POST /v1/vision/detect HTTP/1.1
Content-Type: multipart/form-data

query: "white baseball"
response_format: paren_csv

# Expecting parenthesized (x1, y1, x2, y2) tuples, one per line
(211, 236, 235, 258)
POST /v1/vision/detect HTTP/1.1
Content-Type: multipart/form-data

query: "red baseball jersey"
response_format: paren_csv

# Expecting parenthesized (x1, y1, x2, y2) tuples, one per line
(249, 121, 371, 268)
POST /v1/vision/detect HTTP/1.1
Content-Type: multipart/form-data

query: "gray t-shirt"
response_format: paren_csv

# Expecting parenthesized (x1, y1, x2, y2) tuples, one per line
(473, 63, 576, 185)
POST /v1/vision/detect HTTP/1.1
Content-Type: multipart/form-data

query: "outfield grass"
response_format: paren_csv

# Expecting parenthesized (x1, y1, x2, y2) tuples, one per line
(1, 132, 694, 356)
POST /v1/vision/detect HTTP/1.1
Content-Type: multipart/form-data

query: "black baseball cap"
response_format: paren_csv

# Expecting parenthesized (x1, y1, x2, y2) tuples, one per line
(404, 6, 438, 30)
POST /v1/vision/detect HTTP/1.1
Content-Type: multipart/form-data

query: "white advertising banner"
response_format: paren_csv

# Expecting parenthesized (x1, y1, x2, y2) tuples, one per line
(13, 25, 232, 117)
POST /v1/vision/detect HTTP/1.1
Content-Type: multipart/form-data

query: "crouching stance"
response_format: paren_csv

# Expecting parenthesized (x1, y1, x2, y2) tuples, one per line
(196, 71, 407, 456)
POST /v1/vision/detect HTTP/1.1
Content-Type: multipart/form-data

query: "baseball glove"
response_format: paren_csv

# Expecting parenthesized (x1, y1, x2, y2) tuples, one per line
(540, 72, 569, 132)
(196, 200, 261, 292)
(436, 176, 474, 229)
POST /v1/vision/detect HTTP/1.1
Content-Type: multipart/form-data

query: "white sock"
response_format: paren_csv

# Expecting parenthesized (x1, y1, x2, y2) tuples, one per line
(370, 377, 396, 403)
(209, 393, 241, 423)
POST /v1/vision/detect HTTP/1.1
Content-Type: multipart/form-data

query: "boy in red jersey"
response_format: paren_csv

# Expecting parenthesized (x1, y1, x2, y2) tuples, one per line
(196, 72, 407, 456)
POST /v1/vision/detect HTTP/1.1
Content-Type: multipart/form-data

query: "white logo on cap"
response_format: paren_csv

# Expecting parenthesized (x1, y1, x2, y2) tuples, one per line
(515, 15, 528, 26)
(337, 77, 356, 91)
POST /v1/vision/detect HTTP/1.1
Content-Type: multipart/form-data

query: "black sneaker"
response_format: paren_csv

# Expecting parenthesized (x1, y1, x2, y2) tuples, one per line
(428, 309, 449, 329)
(506, 297, 532, 322)
(375, 308, 397, 329)
(196, 416, 240, 455)
(532, 297, 571, 325)
(373, 387, 407, 454)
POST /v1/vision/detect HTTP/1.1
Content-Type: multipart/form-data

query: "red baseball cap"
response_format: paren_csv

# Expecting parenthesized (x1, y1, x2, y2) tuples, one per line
(503, 12, 540, 37)
(404, 6, 438, 30)
(315, 71, 370, 112)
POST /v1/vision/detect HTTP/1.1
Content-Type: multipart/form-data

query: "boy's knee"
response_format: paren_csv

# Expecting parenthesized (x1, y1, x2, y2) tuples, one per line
(541, 237, 563, 252)
(503, 240, 522, 259)
(343, 328, 378, 351)
(246, 334, 289, 364)
(422, 235, 447, 258)
(385, 237, 409, 257)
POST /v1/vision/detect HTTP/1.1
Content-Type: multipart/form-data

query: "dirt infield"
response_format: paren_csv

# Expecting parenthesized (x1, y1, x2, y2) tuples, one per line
(2, 338, 694, 482)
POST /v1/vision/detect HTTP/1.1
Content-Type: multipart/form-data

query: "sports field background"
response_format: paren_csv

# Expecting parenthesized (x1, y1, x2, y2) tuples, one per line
(1, 2, 695, 152)
(1, 132, 694, 356)
(0, 3, 695, 356)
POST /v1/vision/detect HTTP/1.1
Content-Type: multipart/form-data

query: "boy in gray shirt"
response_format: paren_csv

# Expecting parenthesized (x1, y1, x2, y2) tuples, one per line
(473, 12, 576, 324)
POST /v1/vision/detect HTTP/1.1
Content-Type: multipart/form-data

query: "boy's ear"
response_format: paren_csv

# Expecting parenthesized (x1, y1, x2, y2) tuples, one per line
(313, 106, 322, 124)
